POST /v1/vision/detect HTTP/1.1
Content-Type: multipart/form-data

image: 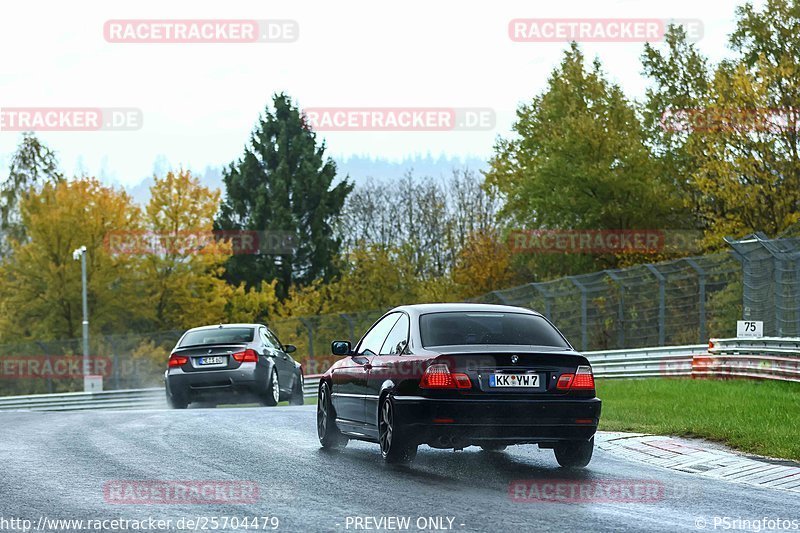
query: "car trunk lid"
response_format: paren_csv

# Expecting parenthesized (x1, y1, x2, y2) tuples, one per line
(429, 346, 592, 397)
(171, 343, 249, 372)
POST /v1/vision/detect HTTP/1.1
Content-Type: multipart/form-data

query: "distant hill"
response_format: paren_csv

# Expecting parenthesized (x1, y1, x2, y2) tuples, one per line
(124, 154, 489, 205)
(332, 154, 489, 184)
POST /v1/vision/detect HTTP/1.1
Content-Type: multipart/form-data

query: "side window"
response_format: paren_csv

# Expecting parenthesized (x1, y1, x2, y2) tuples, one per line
(264, 328, 282, 349)
(358, 313, 401, 355)
(260, 328, 277, 349)
(380, 314, 409, 355)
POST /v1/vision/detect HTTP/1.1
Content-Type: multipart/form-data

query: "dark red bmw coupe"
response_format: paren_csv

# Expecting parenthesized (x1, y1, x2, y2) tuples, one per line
(316, 303, 601, 466)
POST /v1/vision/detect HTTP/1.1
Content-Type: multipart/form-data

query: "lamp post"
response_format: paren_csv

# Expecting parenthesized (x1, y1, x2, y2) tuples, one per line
(72, 246, 89, 390)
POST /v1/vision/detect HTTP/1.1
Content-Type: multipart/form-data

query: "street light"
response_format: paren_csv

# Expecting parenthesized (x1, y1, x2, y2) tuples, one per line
(72, 245, 89, 391)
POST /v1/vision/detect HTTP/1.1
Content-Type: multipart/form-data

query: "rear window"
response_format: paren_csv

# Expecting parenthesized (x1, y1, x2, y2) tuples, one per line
(179, 327, 254, 347)
(419, 312, 569, 348)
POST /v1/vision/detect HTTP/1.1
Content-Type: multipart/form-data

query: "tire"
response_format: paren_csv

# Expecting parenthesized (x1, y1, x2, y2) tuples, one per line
(317, 382, 347, 449)
(166, 388, 188, 409)
(261, 368, 280, 407)
(289, 372, 305, 406)
(554, 437, 594, 468)
(480, 444, 507, 452)
(379, 396, 417, 464)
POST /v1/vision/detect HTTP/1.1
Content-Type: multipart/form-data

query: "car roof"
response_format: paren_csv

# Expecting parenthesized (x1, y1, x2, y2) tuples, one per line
(389, 303, 541, 317)
(184, 323, 261, 332)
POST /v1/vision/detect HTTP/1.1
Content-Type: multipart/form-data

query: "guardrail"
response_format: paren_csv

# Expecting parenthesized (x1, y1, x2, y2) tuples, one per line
(585, 344, 706, 379)
(2, 338, 798, 411)
(0, 388, 165, 412)
(694, 337, 800, 382)
(304, 375, 321, 398)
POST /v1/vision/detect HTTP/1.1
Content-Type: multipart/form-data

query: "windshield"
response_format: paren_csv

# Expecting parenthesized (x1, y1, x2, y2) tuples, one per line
(179, 327, 254, 347)
(419, 312, 570, 348)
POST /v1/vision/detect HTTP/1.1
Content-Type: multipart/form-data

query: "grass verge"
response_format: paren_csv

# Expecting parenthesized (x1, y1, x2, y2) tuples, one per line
(597, 378, 800, 461)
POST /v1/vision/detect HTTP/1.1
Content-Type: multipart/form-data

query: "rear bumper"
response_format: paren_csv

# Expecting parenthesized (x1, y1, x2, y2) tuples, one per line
(165, 365, 268, 401)
(392, 396, 601, 446)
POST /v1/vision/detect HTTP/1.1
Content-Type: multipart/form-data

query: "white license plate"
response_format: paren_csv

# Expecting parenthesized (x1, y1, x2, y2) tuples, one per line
(198, 356, 226, 365)
(489, 373, 540, 388)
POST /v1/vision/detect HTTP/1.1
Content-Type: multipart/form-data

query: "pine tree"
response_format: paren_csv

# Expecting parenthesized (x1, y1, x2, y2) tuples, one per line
(0, 132, 63, 254)
(215, 93, 352, 298)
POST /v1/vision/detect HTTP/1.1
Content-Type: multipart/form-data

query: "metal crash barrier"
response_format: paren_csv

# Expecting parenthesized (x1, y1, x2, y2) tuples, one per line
(1, 338, 797, 411)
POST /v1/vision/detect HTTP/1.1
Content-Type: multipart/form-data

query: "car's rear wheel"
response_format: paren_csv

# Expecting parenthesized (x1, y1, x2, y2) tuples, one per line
(480, 444, 507, 452)
(289, 372, 304, 405)
(166, 388, 188, 409)
(554, 437, 594, 468)
(261, 368, 280, 407)
(379, 396, 417, 464)
(317, 382, 347, 449)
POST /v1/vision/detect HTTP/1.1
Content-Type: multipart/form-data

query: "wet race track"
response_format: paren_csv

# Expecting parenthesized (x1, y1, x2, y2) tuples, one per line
(1, 405, 798, 533)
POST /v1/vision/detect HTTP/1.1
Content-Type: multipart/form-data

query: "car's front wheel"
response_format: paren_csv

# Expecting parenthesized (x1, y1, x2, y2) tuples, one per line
(289, 372, 304, 405)
(317, 382, 347, 449)
(554, 437, 594, 468)
(261, 368, 280, 407)
(379, 396, 417, 464)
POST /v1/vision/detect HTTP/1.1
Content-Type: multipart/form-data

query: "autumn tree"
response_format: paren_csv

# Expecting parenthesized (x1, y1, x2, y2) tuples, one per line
(0, 178, 141, 341)
(451, 231, 520, 300)
(641, 25, 712, 225)
(688, 0, 800, 241)
(278, 245, 420, 317)
(225, 280, 281, 324)
(140, 170, 232, 330)
(486, 43, 687, 278)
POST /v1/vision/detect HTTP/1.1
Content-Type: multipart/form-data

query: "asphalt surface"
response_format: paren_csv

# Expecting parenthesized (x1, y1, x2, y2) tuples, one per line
(1, 405, 798, 533)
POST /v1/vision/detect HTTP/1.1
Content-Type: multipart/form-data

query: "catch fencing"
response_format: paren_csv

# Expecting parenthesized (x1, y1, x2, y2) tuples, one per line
(477, 234, 800, 352)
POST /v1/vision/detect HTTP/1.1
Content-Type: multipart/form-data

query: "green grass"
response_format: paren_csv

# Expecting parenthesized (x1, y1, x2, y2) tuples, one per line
(597, 378, 800, 461)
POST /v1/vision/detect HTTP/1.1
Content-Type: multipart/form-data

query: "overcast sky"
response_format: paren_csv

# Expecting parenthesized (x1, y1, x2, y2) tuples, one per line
(0, 0, 763, 187)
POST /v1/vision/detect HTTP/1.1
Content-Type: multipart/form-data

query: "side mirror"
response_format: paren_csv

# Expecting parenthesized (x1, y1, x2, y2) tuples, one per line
(331, 340, 352, 356)
(283, 344, 297, 354)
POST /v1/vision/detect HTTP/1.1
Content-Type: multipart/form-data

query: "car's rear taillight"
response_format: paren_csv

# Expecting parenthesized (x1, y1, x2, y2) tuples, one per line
(168, 354, 188, 367)
(557, 365, 595, 390)
(419, 363, 472, 389)
(572, 365, 595, 389)
(232, 349, 258, 363)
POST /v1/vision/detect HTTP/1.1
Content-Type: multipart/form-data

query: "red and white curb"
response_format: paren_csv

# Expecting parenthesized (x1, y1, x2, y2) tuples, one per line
(596, 432, 800, 493)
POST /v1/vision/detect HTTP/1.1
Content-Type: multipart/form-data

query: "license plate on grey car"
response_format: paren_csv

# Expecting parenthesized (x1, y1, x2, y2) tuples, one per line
(198, 356, 225, 365)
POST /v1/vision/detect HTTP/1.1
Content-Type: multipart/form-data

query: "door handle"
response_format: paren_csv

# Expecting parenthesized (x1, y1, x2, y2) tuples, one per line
(363, 363, 373, 370)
